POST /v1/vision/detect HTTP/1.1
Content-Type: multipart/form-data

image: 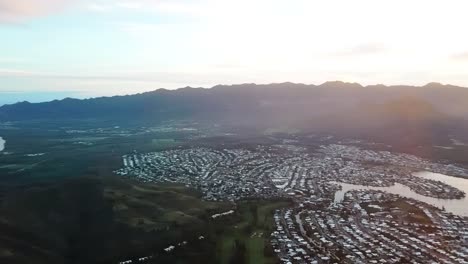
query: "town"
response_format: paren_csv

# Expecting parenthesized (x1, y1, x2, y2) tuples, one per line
(115, 143, 468, 263)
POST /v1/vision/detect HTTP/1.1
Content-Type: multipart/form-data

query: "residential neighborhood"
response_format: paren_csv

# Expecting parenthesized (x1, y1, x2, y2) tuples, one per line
(115, 143, 468, 263)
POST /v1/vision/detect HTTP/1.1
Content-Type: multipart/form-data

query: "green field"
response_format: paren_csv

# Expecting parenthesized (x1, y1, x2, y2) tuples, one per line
(215, 200, 290, 264)
(0, 120, 193, 184)
(0, 120, 294, 264)
(152, 138, 178, 148)
(104, 178, 230, 231)
(0, 176, 236, 264)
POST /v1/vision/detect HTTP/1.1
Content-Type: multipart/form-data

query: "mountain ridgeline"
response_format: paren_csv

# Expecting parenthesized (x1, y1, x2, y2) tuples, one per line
(1, 82, 468, 145)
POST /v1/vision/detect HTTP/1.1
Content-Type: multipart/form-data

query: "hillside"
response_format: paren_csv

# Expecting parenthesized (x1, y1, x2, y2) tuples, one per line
(1, 82, 468, 144)
(0, 177, 231, 264)
(1, 82, 468, 121)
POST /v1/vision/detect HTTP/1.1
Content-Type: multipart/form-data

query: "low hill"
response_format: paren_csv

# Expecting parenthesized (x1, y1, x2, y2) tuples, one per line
(0, 177, 231, 264)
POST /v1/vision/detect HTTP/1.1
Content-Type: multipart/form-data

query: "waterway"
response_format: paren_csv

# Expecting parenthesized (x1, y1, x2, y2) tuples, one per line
(332, 171, 468, 217)
(0, 137, 5, 152)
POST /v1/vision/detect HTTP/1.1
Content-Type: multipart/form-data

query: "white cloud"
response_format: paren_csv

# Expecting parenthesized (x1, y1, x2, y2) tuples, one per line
(0, 68, 41, 76)
(85, 0, 207, 15)
(2, 0, 468, 92)
(86, 2, 112, 12)
(0, 57, 25, 63)
(331, 43, 388, 57)
(0, 0, 75, 23)
(115, 1, 142, 9)
(451, 52, 468, 61)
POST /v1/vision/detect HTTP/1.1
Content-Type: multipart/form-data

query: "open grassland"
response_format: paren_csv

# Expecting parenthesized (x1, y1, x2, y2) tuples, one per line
(0, 123, 188, 184)
(0, 176, 234, 264)
(216, 200, 291, 264)
(103, 178, 228, 231)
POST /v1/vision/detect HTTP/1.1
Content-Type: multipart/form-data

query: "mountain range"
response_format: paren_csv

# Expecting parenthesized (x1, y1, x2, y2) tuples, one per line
(1, 81, 468, 147)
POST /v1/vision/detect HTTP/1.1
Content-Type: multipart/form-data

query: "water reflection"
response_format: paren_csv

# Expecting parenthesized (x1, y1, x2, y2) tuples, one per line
(0, 137, 5, 152)
(332, 171, 468, 217)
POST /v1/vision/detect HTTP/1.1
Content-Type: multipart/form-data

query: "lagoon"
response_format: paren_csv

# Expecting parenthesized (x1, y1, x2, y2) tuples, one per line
(0, 137, 5, 152)
(332, 171, 468, 217)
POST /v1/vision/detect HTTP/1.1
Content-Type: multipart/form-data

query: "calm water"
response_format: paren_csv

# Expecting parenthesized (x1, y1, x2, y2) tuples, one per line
(332, 171, 468, 217)
(0, 137, 5, 152)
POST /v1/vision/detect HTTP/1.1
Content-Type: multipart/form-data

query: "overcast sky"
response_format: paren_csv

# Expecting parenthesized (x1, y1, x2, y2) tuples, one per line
(1, 0, 468, 104)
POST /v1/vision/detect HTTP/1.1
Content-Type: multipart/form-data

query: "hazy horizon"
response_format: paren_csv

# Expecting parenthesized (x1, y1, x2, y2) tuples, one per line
(1, 80, 466, 106)
(1, 0, 468, 102)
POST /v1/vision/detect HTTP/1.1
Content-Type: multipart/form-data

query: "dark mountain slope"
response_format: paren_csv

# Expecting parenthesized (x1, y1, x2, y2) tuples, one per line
(2, 82, 468, 119)
(1, 82, 467, 139)
(319, 96, 457, 148)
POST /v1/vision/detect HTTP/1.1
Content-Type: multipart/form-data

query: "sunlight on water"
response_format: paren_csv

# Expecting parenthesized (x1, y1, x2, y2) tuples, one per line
(0, 137, 5, 152)
(332, 171, 468, 217)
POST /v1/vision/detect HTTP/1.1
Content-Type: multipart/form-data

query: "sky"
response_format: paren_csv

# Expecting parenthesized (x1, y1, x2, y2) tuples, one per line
(1, 0, 468, 105)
